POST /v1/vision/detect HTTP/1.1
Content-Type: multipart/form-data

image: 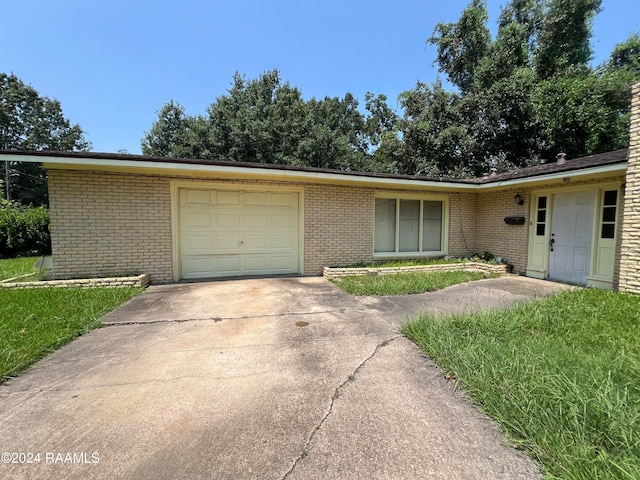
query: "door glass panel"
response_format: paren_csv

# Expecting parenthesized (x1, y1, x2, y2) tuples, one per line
(538, 196, 547, 209)
(602, 206, 616, 223)
(600, 190, 618, 240)
(601, 224, 615, 239)
(604, 190, 617, 206)
(536, 196, 547, 236)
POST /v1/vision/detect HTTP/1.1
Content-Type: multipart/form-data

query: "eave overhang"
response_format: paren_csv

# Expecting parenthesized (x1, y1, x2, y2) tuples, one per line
(0, 152, 628, 193)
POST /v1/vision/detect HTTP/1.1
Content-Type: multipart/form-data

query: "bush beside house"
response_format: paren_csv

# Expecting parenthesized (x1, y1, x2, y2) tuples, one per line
(0, 201, 51, 258)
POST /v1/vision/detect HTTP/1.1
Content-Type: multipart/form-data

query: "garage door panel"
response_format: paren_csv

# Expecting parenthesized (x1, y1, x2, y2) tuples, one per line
(271, 256, 296, 270)
(244, 256, 269, 274)
(244, 235, 269, 250)
(271, 193, 297, 207)
(216, 191, 241, 205)
(182, 234, 212, 252)
(272, 215, 296, 229)
(216, 213, 241, 228)
(271, 235, 294, 249)
(182, 189, 212, 206)
(244, 214, 268, 229)
(215, 235, 242, 251)
(182, 256, 215, 279)
(184, 212, 211, 228)
(214, 256, 242, 276)
(245, 192, 268, 205)
(180, 187, 299, 279)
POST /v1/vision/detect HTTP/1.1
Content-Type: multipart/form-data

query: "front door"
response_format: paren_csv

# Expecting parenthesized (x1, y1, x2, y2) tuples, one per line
(548, 191, 596, 285)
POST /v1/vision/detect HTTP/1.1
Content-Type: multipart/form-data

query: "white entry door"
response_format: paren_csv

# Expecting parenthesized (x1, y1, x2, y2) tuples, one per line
(548, 191, 596, 285)
(179, 188, 300, 279)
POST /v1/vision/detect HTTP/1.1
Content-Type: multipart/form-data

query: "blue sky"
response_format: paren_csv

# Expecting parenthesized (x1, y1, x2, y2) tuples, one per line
(4, 0, 639, 154)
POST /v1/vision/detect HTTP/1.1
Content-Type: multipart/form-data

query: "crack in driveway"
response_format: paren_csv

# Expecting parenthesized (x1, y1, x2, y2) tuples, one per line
(103, 308, 369, 326)
(281, 334, 402, 479)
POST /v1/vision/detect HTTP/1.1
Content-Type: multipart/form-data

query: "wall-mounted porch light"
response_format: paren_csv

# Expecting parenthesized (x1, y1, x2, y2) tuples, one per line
(515, 193, 524, 206)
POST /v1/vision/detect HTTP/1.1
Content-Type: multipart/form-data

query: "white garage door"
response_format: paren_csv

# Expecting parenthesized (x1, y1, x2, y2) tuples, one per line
(179, 188, 300, 279)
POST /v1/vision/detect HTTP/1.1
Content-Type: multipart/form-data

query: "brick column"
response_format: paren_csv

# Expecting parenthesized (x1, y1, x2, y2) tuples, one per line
(618, 82, 640, 294)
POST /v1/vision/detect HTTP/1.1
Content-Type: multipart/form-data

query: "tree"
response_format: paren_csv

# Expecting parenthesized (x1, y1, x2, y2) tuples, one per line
(428, 0, 491, 93)
(535, 0, 602, 79)
(206, 70, 309, 164)
(398, 0, 638, 177)
(142, 70, 390, 172)
(605, 33, 640, 77)
(141, 100, 211, 159)
(1, 73, 91, 205)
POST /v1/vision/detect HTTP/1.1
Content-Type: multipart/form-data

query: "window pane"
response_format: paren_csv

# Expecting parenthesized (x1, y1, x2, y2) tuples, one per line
(422, 201, 442, 251)
(601, 224, 615, 239)
(374, 198, 396, 252)
(537, 210, 546, 223)
(536, 224, 545, 236)
(604, 190, 617, 206)
(537, 196, 547, 209)
(602, 206, 616, 223)
(399, 200, 420, 252)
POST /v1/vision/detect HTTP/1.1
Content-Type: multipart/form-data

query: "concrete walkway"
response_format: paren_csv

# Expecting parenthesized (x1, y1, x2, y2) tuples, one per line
(0, 276, 569, 479)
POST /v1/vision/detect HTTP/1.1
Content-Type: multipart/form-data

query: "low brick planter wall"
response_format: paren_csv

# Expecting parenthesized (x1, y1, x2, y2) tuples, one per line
(323, 262, 510, 280)
(0, 273, 151, 289)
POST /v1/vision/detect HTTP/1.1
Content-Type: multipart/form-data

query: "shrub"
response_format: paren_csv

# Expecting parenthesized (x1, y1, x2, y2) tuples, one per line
(0, 200, 51, 258)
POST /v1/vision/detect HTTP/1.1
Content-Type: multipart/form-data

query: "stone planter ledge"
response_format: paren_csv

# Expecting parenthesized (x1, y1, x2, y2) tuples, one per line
(0, 273, 150, 289)
(323, 262, 510, 280)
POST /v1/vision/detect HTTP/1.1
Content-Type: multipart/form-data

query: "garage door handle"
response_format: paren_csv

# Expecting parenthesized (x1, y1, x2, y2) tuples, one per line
(240, 240, 244, 245)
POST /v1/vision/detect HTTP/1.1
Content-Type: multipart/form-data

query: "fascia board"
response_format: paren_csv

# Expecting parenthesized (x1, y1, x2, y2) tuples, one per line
(473, 163, 627, 189)
(1, 153, 627, 192)
(7, 153, 474, 191)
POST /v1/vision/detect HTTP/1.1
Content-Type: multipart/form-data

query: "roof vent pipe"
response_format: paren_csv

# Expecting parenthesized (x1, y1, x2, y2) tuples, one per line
(557, 152, 567, 164)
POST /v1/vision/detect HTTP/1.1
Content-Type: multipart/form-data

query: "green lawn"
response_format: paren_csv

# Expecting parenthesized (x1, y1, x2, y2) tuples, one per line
(332, 270, 487, 296)
(0, 287, 142, 382)
(0, 256, 41, 281)
(401, 288, 640, 479)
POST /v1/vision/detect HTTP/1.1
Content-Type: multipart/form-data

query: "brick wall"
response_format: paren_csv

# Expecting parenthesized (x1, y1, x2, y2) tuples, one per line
(475, 188, 530, 273)
(304, 184, 374, 273)
(302, 186, 474, 274)
(448, 192, 478, 258)
(618, 82, 640, 294)
(47, 170, 478, 281)
(48, 170, 173, 283)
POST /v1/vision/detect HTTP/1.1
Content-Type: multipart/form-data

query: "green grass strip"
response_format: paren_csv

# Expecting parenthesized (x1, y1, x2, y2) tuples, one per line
(0, 287, 142, 382)
(401, 288, 640, 479)
(0, 256, 40, 281)
(332, 270, 486, 296)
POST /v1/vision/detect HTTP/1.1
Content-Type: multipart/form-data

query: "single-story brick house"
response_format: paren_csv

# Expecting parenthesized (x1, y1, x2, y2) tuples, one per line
(2, 83, 639, 293)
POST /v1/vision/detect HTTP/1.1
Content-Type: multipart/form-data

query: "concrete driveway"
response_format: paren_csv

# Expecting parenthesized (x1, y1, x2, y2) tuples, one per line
(0, 276, 568, 479)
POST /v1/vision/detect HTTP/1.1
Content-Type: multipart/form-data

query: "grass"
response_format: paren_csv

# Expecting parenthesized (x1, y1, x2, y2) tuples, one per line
(401, 288, 640, 479)
(332, 270, 487, 296)
(0, 287, 142, 382)
(0, 256, 41, 281)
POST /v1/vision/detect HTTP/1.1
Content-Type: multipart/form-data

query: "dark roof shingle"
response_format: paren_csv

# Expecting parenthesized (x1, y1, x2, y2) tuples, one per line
(474, 149, 628, 183)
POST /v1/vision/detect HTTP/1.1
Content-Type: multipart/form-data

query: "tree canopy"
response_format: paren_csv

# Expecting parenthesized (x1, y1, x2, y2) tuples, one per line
(397, 0, 639, 177)
(1, 73, 91, 205)
(142, 70, 391, 172)
(142, 1, 640, 179)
